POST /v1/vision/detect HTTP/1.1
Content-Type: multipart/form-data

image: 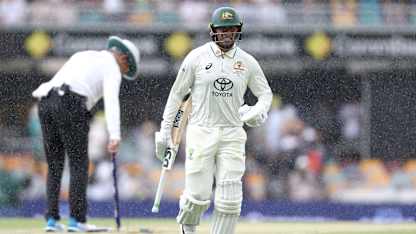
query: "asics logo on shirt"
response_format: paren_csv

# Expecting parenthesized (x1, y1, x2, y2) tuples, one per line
(205, 63, 213, 70)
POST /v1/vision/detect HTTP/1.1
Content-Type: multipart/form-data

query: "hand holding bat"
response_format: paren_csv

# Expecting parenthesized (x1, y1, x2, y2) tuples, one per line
(152, 93, 191, 213)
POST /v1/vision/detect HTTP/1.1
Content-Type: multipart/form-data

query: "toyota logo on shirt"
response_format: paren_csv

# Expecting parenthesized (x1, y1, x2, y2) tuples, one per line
(214, 78, 233, 91)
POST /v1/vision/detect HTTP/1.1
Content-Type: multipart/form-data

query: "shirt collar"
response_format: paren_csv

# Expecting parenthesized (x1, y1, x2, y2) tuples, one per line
(209, 42, 238, 58)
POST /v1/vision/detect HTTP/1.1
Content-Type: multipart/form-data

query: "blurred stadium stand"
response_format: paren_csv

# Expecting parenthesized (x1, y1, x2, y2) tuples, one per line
(2, 0, 416, 221)
(0, 0, 414, 28)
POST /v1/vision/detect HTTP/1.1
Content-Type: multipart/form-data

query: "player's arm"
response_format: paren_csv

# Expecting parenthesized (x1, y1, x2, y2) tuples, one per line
(155, 52, 196, 161)
(240, 58, 272, 127)
(103, 67, 122, 152)
(162, 49, 197, 126)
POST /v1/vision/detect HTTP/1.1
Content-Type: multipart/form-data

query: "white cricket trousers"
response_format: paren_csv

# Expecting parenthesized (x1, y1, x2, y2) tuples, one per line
(183, 124, 247, 200)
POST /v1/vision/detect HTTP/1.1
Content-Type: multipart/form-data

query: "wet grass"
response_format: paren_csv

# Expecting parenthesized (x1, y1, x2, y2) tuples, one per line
(0, 218, 416, 234)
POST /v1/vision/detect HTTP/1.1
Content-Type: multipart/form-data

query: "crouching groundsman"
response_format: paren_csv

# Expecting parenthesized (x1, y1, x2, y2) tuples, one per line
(155, 6, 272, 234)
(32, 36, 140, 232)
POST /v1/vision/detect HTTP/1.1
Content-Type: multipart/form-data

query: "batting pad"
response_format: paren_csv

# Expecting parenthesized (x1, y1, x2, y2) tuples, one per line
(214, 180, 243, 214)
(210, 209, 239, 234)
(210, 180, 242, 234)
(176, 193, 210, 225)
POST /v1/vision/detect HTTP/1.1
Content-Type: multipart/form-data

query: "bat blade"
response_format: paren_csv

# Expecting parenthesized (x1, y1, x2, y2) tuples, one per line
(152, 92, 192, 213)
(171, 93, 192, 145)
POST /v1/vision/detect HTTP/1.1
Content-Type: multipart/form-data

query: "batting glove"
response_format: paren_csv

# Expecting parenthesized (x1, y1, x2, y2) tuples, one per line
(239, 104, 267, 128)
(154, 130, 172, 162)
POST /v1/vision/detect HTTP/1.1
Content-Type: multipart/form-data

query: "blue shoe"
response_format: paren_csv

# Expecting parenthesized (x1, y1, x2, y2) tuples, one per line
(67, 217, 111, 232)
(44, 218, 65, 232)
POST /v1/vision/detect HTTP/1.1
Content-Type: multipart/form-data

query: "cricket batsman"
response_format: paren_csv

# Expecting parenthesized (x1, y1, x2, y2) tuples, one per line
(155, 6, 272, 234)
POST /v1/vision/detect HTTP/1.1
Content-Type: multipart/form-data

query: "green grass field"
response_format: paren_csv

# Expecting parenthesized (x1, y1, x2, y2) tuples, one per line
(1, 218, 416, 234)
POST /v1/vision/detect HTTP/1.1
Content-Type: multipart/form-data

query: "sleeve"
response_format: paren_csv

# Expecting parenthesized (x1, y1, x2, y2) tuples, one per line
(103, 67, 122, 141)
(160, 51, 196, 133)
(247, 58, 273, 115)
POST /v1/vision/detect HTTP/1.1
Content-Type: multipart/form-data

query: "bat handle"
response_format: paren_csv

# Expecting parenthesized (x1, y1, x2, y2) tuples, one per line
(163, 146, 178, 170)
(152, 168, 167, 213)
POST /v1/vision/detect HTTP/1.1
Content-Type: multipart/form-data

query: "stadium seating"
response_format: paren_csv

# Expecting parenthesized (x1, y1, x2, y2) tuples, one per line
(1, 0, 414, 27)
(358, 0, 382, 25)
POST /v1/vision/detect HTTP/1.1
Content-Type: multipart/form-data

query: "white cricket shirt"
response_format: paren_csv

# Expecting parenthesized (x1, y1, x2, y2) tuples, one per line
(32, 50, 122, 140)
(162, 42, 272, 129)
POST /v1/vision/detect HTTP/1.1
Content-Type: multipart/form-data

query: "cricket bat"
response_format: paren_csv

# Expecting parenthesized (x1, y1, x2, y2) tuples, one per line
(152, 92, 192, 213)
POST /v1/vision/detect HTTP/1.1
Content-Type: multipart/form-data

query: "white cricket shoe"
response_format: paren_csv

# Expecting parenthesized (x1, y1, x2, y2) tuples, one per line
(67, 217, 111, 232)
